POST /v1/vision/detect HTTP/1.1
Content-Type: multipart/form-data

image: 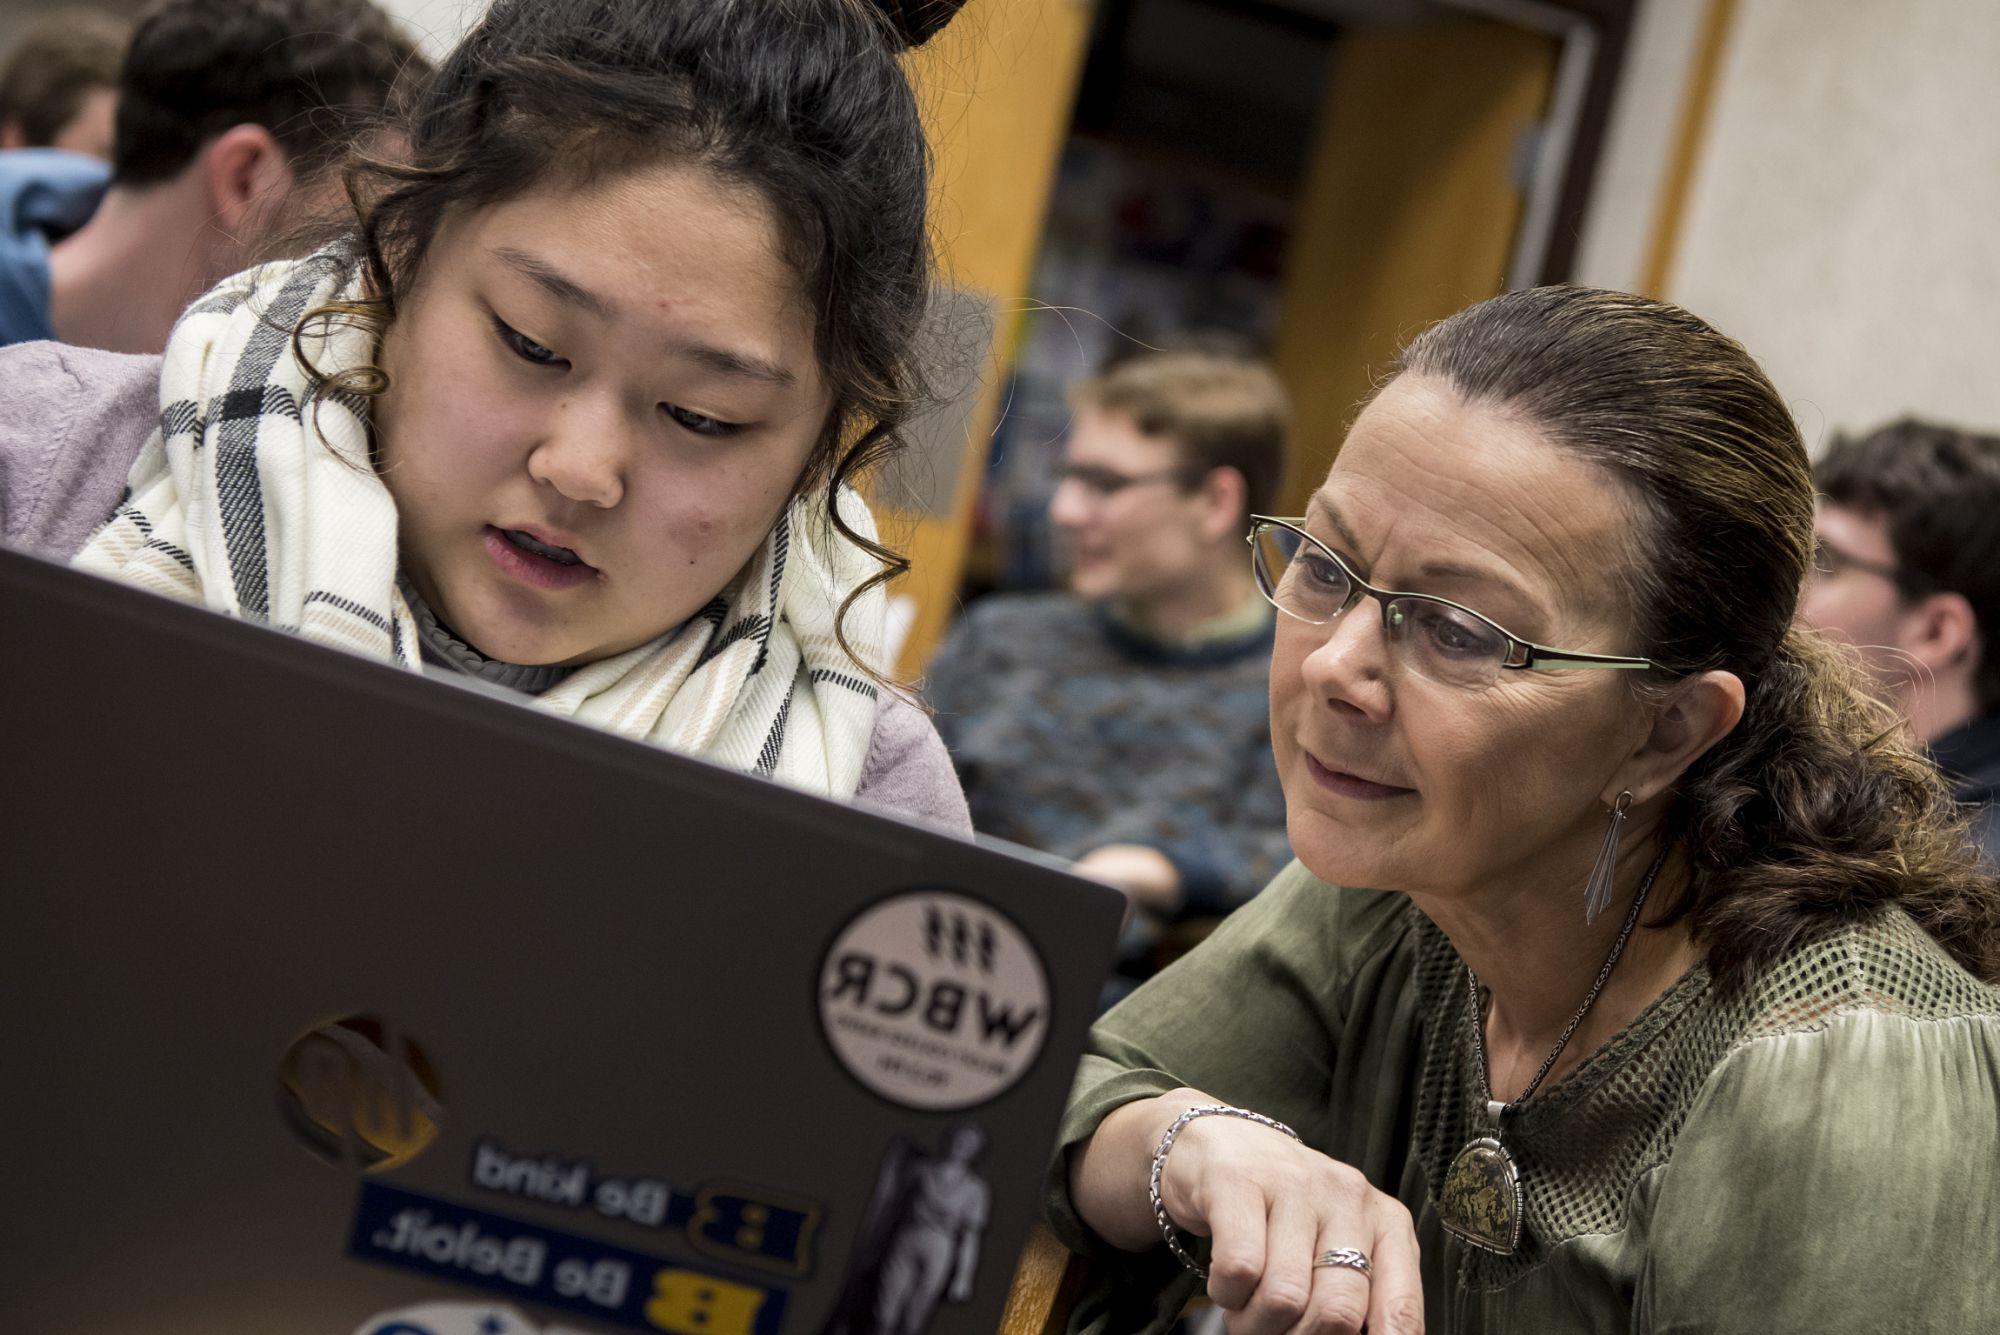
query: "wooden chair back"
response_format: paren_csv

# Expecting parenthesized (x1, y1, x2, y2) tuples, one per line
(998, 1223, 1090, 1335)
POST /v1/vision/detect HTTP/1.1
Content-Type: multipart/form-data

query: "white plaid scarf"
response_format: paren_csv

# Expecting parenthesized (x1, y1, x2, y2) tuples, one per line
(75, 251, 886, 797)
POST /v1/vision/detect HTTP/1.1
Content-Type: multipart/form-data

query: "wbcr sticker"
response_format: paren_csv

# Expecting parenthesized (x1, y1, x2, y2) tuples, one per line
(817, 890, 1050, 1111)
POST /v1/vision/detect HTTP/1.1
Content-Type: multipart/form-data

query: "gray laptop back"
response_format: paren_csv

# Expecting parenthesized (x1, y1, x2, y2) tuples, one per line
(0, 546, 1122, 1335)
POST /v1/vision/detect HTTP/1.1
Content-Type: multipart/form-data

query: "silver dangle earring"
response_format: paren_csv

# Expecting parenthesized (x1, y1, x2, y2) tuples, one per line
(1584, 791, 1634, 924)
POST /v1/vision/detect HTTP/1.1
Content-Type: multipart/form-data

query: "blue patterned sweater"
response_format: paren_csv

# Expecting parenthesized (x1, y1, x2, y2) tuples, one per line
(925, 592, 1289, 918)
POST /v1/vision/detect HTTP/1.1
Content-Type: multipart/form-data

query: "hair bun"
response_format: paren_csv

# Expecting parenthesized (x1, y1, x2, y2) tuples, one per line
(868, 0, 969, 50)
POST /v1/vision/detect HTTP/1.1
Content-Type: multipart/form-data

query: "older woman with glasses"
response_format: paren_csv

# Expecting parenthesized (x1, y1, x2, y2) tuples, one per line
(1041, 286, 2000, 1335)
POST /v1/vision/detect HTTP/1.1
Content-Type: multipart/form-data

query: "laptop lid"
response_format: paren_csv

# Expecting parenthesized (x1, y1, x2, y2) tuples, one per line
(0, 546, 1123, 1335)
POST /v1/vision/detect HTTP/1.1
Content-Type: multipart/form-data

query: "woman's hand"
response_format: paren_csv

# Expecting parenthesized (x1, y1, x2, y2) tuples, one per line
(1071, 1090, 1424, 1335)
(1164, 1106, 1423, 1334)
(1074, 843, 1183, 915)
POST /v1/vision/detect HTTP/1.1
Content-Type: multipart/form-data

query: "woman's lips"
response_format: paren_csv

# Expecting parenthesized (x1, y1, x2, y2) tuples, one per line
(1304, 751, 1416, 801)
(483, 525, 599, 591)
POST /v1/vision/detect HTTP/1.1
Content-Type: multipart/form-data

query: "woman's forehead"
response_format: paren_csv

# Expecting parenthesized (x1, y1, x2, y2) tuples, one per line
(465, 166, 813, 348)
(1319, 375, 1639, 621)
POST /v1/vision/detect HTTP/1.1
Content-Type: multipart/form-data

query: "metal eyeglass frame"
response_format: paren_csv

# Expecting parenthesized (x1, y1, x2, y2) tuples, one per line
(1247, 515, 1668, 676)
(1056, 463, 1194, 499)
(1810, 537, 1931, 596)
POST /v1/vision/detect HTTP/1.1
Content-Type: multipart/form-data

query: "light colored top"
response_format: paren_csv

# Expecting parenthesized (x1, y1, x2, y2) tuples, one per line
(1045, 862, 2000, 1333)
(0, 339, 971, 834)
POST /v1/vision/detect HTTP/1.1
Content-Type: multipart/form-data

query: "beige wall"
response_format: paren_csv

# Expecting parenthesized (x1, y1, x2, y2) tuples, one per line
(0, 1, 148, 72)
(1581, 0, 2000, 448)
(0, 1, 467, 77)
(1570, 0, 1708, 295)
(371, 0, 482, 58)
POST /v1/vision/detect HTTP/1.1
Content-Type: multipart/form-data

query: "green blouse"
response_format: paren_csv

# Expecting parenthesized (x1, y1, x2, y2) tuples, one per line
(1044, 863, 2000, 1333)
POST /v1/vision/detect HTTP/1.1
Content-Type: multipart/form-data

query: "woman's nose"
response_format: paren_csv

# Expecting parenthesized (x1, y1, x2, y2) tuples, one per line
(528, 398, 629, 509)
(1297, 597, 1393, 718)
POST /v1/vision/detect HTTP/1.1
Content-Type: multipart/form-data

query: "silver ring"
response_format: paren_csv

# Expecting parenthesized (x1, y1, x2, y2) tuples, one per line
(1313, 1247, 1372, 1276)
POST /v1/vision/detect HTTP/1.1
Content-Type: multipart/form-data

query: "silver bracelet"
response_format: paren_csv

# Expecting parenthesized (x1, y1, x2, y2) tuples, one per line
(1148, 1103, 1301, 1279)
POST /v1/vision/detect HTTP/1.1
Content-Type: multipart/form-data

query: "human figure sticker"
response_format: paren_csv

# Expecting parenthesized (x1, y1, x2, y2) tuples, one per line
(817, 890, 1051, 1112)
(814, 1126, 991, 1335)
(1438, 1136, 1524, 1255)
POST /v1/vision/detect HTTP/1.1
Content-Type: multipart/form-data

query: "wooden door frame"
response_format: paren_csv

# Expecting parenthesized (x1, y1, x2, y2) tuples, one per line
(1444, 0, 1639, 286)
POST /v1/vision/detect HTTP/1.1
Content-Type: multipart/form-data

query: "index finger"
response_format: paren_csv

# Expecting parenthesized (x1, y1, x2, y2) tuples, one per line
(1200, 1179, 1270, 1312)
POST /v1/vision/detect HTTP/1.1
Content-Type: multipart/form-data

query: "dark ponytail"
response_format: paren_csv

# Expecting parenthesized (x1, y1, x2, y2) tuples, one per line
(1670, 626, 1994, 990)
(868, 0, 968, 48)
(1398, 285, 2000, 991)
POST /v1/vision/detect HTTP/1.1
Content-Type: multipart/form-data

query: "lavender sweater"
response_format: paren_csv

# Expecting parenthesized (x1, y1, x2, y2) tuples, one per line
(0, 340, 971, 834)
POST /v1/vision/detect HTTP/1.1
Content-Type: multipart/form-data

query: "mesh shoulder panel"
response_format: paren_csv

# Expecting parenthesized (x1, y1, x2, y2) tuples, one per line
(1407, 903, 2000, 1292)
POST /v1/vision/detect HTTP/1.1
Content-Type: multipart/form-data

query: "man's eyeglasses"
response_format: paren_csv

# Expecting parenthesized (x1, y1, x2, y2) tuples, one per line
(1055, 463, 1192, 500)
(1247, 516, 1669, 691)
(1810, 538, 1928, 594)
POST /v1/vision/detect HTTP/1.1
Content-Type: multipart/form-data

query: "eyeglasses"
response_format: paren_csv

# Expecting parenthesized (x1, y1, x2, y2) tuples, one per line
(1247, 516, 1668, 690)
(1055, 463, 1191, 500)
(1810, 538, 1928, 594)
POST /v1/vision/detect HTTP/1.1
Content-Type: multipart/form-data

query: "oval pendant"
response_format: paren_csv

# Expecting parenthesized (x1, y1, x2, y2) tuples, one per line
(1439, 1136, 1523, 1255)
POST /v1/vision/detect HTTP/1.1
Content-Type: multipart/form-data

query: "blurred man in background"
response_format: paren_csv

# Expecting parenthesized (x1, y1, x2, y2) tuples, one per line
(0, 9, 129, 159)
(0, 0, 424, 351)
(927, 349, 1292, 996)
(1799, 417, 2000, 861)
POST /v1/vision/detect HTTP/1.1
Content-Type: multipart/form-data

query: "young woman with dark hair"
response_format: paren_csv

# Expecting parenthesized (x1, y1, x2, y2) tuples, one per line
(0, 0, 972, 829)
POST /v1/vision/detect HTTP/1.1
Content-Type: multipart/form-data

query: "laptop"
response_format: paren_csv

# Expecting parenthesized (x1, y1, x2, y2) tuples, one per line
(0, 545, 1124, 1335)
